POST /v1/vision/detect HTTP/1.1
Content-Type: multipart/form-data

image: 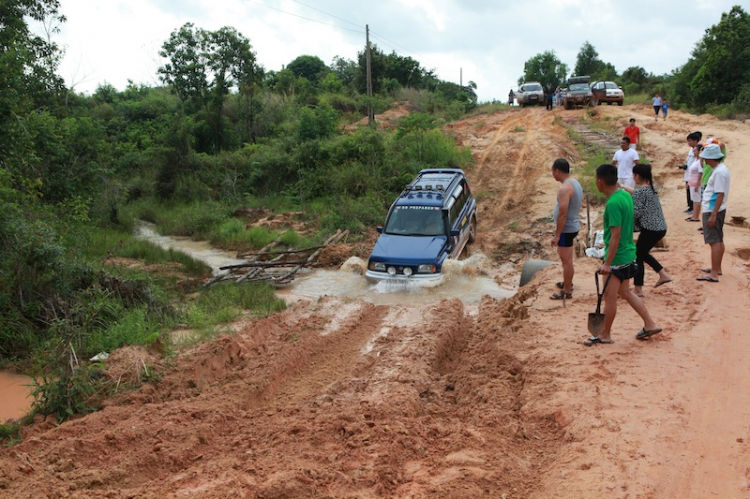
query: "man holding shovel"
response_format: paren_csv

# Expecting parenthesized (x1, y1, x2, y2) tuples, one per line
(585, 164, 662, 345)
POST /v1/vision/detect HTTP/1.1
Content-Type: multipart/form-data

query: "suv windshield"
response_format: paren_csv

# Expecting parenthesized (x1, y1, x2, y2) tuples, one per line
(525, 84, 543, 92)
(384, 206, 445, 236)
(605, 82, 619, 89)
(569, 83, 588, 91)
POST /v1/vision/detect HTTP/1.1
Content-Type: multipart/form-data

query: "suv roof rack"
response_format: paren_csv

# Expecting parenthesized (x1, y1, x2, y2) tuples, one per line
(399, 169, 463, 200)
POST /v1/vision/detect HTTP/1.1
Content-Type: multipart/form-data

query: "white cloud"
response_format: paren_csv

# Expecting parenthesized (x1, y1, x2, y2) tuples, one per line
(48, 0, 740, 101)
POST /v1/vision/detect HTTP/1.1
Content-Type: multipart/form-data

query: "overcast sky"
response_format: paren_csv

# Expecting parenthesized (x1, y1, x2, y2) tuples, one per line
(49, 0, 739, 102)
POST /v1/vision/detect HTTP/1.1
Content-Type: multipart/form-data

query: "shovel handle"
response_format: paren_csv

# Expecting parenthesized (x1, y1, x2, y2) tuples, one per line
(594, 270, 611, 315)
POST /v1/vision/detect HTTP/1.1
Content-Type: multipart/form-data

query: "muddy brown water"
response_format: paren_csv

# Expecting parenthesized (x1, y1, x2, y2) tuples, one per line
(136, 222, 247, 276)
(135, 223, 515, 306)
(0, 372, 34, 422)
(278, 256, 514, 305)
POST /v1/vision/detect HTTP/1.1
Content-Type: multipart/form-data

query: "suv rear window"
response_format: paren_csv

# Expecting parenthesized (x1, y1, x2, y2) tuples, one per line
(384, 206, 445, 236)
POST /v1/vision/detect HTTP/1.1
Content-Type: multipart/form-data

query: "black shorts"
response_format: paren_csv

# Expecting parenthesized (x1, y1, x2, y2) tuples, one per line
(610, 261, 638, 282)
(557, 231, 579, 248)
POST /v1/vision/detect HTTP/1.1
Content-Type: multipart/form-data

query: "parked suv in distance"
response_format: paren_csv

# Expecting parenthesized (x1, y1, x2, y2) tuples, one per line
(590, 81, 624, 106)
(515, 82, 544, 107)
(562, 75, 593, 109)
(366, 169, 477, 282)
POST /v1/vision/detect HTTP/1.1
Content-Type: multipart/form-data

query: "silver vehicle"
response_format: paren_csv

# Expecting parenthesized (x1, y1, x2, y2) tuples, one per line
(515, 82, 544, 107)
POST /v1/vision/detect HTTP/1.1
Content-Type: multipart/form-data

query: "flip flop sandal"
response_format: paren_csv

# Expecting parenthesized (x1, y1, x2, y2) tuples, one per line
(699, 268, 722, 275)
(685, 218, 700, 222)
(636, 327, 663, 340)
(555, 282, 575, 289)
(696, 275, 719, 282)
(550, 292, 572, 300)
(584, 336, 614, 346)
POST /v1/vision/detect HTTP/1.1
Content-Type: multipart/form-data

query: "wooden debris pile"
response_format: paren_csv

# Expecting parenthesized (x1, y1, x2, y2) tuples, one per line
(204, 229, 349, 287)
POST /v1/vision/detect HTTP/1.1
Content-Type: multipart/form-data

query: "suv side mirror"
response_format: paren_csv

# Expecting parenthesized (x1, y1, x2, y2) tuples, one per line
(376, 226, 383, 234)
(450, 229, 460, 237)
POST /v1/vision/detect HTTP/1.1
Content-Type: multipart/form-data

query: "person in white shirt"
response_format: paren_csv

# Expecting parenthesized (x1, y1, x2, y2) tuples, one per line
(697, 144, 730, 283)
(612, 137, 640, 189)
(685, 143, 704, 222)
(682, 131, 701, 213)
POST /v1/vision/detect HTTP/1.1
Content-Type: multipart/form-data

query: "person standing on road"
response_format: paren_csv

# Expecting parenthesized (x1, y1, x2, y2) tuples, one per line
(697, 144, 731, 283)
(550, 158, 583, 300)
(545, 84, 554, 110)
(661, 99, 669, 120)
(623, 118, 640, 150)
(612, 137, 640, 189)
(555, 86, 562, 107)
(682, 131, 702, 214)
(652, 93, 662, 121)
(620, 164, 672, 297)
(686, 141, 704, 222)
(584, 164, 662, 345)
(508, 88, 514, 106)
(698, 138, 727, 234)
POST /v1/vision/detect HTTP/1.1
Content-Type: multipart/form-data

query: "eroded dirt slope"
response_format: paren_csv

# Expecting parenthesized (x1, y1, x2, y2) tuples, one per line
(3, 104, 750, 498)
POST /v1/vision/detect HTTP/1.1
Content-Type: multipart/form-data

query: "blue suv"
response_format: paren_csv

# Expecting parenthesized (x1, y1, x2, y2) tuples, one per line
(366, 169, 477, 282)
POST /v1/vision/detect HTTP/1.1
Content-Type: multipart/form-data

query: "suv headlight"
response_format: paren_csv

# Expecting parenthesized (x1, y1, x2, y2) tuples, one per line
(417, 264, 436, 273)
(369, 262, 386, 271)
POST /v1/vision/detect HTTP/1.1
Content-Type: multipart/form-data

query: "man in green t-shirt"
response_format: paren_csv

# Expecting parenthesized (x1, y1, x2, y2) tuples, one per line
(585, 164, 662, 346)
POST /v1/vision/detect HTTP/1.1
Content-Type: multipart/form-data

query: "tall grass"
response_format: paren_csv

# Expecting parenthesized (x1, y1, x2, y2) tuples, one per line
(119, 199, 233, 239)
(84, 228, 210, 277)
(186, 282, 286, 332)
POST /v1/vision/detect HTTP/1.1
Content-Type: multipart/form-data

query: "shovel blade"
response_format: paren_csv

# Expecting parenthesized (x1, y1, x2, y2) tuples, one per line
(588, 312, 605, 335)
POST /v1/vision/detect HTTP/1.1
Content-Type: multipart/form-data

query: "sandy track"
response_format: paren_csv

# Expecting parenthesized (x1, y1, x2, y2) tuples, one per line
(2, 104, 750, 498)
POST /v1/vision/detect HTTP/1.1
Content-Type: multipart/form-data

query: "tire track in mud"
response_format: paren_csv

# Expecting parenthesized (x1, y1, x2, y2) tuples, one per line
(265, 302, 388, 408)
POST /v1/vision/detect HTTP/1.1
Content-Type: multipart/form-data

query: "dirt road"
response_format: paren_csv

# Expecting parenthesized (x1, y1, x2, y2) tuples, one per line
(2, 105, 750, 498)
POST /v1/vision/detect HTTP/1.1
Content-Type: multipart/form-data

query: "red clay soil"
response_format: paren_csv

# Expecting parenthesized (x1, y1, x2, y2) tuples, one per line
(3, 105, 750, 498)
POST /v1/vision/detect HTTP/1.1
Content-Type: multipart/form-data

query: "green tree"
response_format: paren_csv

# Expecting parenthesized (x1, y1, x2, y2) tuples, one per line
(679, 5, 750, 108)
(519, 51, 568, 88)
(0, 0, 66, 175)
(331, 56, 358, 92)
(574, 41, 604, 77)
(385, 52, 425, 88)
(158, 23, 262, 152)
(356, 44, 388, 94)
(286, 55, 328, 86)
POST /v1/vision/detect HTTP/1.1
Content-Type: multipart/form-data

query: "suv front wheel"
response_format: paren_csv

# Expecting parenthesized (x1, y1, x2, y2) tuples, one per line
(468, 216, 477, 244)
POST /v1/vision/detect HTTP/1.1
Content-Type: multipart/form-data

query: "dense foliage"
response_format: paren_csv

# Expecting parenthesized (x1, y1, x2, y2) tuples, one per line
(0, 0, 476, 389)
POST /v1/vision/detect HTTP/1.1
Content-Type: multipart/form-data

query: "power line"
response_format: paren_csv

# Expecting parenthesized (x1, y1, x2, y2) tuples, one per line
(369, 31, 415, 57)
(287, 0, 363, 30)
(244, 0, 365, 34)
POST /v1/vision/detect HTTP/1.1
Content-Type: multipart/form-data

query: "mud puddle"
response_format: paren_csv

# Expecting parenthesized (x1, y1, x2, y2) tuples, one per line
(0, 371, 34, 422)
(134, 225, 514, 305)
(279, 256, 515, 306)
(135, 222, 245, 276)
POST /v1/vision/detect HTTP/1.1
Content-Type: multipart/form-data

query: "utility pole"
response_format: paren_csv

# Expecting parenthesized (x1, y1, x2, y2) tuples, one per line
(460, 68, 463, 87)
(366, 24, 374, 126)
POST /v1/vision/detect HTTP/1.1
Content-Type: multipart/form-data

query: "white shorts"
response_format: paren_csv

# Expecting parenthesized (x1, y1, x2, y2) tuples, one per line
(618, 177, 635, 189)
(690, 185, 702, 203)
(629, 144, 637, 150)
